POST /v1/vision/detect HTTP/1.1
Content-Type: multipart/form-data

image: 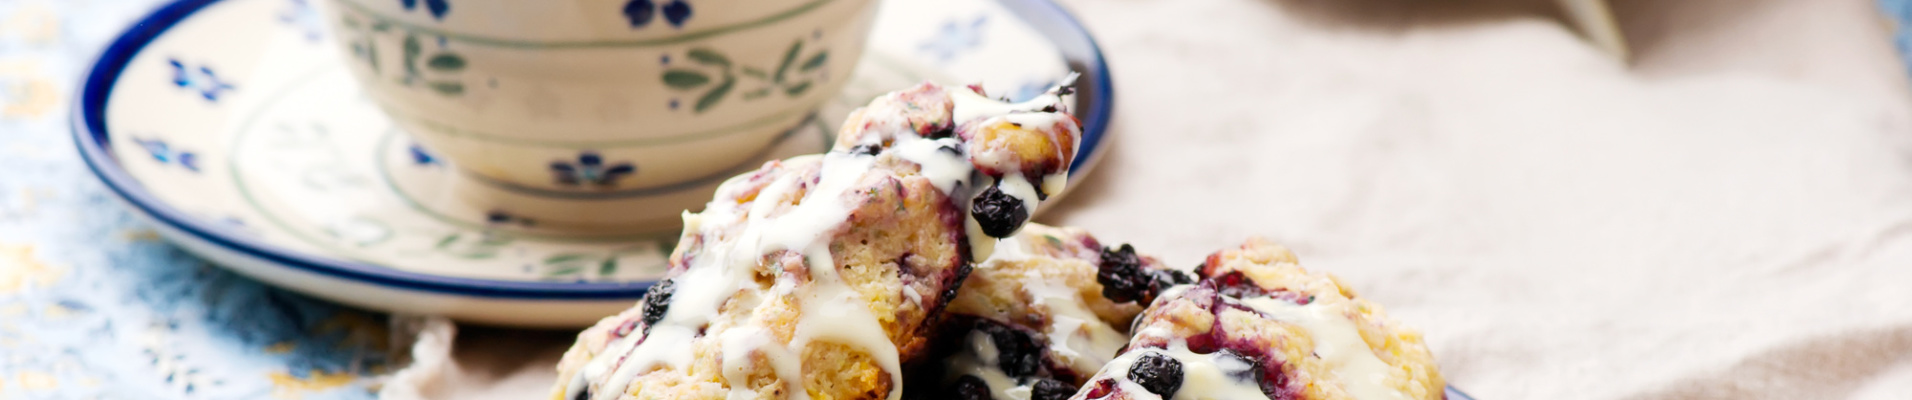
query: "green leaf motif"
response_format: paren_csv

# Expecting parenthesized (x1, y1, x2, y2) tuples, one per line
(686, 48, 730, 67)
(545, 266, 583, 278)
(662, 70, 711, 89)
(543, 253, 593, 265)
(799, 51, 828, 72)
(773, 40, 802, 83)
(371, 20, 393, 32)
(695, 76, 735, 113)
(365, 40, 380, 71)
(784, 81, 812, 96)
(434, 233, 461, 249)
(741, 67, 769, 80)
(402, 34, 423, 74)
(426, 53, 466, 72)
(598, 258, 619, 276)
(428, 81, 464, 96)
(743, 87, 771, 100)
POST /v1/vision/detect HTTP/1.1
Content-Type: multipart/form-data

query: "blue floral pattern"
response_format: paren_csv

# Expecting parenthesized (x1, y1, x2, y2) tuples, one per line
(132, 137, 200, 172)
(919, 15, 987, 62)
(549, 152, 637, 186)
(398, 0, 449, 20)
(407, 143, 439, 166)
(624, 0, 692, 29)
(277, 0, 325, 42)
(167, 59, 235, 101)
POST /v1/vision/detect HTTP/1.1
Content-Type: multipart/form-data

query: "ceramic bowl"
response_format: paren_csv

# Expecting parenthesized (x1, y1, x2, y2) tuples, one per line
(315, 0, 878, 209)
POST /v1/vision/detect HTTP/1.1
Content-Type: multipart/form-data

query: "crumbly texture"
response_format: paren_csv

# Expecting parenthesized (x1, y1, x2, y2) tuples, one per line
(1074, 238, 1446, 400)
(908, 224, 1182, 399)
(550, 154, 968, 400)
(552, 82, 1083, 400)
(941, 224, 1158, 340)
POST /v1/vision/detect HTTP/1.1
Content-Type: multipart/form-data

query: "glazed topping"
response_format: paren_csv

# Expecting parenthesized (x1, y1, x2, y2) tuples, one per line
(936, 229, 1145, 400)
(564, 81, 1082, 400)
(1237, 296, 1404, 400)
(1087, 341, 1269, 400)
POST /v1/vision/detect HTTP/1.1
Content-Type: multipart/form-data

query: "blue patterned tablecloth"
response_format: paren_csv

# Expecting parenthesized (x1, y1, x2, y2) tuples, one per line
(0, 1, 392, 399)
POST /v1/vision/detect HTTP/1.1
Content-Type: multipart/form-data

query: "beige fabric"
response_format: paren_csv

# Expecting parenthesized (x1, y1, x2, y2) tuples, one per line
(406, 0, 1912, 399)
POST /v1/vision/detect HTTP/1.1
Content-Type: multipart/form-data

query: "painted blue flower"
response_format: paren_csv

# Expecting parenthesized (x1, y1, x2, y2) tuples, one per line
(550, 152, 636, 186)
(408, 143, 439, 166)
(168, 59, 235, 102)
(399, 0, 450, 20)
(132, 137, 200, 172)
(625, 0, 691, 28)
(277, 0, 325, 42)
(919, 15, 987, 62)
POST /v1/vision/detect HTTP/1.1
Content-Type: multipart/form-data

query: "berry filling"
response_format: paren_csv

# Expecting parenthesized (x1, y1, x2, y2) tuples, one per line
(1126, 352, 1184, 398)
(639, 278, 675, 335)
(971, 184, 1028, 238)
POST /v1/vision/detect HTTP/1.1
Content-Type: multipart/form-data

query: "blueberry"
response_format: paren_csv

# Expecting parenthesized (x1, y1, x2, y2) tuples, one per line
(971, 184, 1028, 238)
(1149, 269, 1194, 291)
(849, 144, 882, 156)
(1127, 353, 1183, 398)
(929, 124, 955, 139)
(947, 375, 993, 400)
(1097, 244, 1149, 303)
(640, 279, 675, 333)
(1030, 378, 1077, 400)
(1210, 271, 1268, 299)
(978, 322, 1041, 378)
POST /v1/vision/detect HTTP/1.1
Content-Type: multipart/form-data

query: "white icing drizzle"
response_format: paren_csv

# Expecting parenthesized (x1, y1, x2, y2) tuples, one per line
(1092, 341, 1270, 400)
(949, 87, 1068, 128)
(1026, 279, 1128, 375)
(1238, 296, 1405, 400)
(995, 174, 1043, 222)
(945, 330, 1030, 400)
(568, 82, 1082, 400)
(891, 136, 973, 194)
(721, 326, 807, 400)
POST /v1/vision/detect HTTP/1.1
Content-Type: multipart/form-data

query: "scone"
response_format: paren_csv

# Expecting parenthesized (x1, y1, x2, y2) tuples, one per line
(551, 81, 1083, 400)
(1072, 238, 1445, 400)
(907, 224, 1193, 400)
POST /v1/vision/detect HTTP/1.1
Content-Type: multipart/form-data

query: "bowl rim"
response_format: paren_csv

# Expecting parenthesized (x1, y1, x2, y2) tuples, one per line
(71, 0, 1114, 299)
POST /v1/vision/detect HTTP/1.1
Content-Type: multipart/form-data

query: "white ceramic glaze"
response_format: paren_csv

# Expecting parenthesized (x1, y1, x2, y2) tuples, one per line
(315, 0, 879, 230)
(80, 0, 1099, 326)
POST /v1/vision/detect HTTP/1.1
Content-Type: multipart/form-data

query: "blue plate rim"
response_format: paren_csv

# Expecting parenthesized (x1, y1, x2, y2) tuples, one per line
(70, 0, 1115, 299)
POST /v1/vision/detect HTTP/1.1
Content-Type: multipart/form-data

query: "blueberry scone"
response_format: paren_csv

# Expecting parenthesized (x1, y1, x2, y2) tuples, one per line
(1072, 239, 1445, 400)
(550, 81, 1083, 400)
(908, 224, 1194, 400)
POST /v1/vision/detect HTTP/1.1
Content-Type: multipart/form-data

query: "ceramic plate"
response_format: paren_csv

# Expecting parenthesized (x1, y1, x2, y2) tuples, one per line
(75, 0, 1112, 326)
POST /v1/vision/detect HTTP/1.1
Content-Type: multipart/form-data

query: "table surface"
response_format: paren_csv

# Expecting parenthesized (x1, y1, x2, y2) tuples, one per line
(7, 0, 1912, 399)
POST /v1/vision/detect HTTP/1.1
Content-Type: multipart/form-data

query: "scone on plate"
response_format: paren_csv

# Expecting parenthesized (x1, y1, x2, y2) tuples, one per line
(550, 81, 1083, 400)
(907, 223, 1193, 400)
(1072, 238, 1445, 400)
